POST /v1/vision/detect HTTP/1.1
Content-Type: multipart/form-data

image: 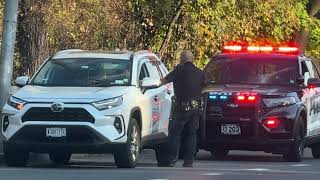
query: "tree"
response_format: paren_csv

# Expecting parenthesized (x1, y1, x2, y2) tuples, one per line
(16, 0, 49, 76)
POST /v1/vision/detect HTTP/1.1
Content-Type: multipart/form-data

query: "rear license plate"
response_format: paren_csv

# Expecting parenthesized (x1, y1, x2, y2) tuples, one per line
(221, 124, 241, 135)
(46, 128, 66, 138)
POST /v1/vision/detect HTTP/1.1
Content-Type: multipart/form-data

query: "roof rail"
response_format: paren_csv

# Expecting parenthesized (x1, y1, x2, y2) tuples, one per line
(134, 50, 153, 56)
(53, 49, 83, 57)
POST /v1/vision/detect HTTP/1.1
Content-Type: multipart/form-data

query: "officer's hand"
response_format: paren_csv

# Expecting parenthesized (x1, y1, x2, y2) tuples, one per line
(160, 78, 167, 85)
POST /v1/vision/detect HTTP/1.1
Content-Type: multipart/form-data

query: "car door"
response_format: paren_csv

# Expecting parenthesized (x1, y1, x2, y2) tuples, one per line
(144, 60, 164, 135)
(147, 59, 173, 136)
(301, 60, 320, 137)
(306, 60, 320, 137)
(137, 58, 163, 137)
(156, 61, 174, 136)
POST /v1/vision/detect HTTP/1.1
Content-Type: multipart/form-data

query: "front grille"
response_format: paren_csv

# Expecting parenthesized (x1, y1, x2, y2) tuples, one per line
(11, 125, 102, 144)
(22, 107, 95, 123)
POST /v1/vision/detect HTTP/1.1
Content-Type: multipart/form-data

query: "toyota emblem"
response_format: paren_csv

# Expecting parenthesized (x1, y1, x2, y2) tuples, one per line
(51, 102, 64, 112)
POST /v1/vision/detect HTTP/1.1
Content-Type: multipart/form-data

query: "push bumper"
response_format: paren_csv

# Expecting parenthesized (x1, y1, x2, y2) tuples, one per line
(200, 138, 294, 154)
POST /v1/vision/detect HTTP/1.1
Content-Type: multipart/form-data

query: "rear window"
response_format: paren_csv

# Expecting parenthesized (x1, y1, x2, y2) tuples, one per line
(204, 55, 298, 85)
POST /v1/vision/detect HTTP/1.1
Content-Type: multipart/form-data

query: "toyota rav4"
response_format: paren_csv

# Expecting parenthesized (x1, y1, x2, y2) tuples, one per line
(1, 49, 173, 168)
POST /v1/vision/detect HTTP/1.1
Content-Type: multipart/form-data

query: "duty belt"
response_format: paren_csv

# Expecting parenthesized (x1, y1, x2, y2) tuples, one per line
(180, 99, 203, 112)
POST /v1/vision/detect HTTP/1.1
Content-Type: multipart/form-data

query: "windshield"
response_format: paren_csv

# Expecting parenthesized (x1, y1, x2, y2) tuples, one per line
(204, 56, 298, 85)
(30, 58, 132, 87)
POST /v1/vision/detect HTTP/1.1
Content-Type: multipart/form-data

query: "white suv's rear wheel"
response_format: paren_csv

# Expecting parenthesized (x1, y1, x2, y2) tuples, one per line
(114, 118, 141, 168)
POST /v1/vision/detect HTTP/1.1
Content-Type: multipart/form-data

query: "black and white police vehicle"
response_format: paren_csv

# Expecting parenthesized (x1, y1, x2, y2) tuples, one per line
(200, 41, 320, 162)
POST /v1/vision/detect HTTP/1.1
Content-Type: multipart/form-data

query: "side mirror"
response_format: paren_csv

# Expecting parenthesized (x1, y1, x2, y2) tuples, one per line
(15, 76, 29, 87)
(141, 77, 161, 89)
(307, 78, 320, 88)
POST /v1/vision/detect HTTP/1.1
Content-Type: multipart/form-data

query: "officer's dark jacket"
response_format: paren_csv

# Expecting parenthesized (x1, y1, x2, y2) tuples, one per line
(165, 62, 207, 102)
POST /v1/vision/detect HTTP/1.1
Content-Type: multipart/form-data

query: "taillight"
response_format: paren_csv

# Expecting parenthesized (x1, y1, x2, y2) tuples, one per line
(263, 117, 280, 129)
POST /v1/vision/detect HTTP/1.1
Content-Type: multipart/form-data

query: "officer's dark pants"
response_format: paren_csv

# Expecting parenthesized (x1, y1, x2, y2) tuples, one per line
(167, 110, 199, 165)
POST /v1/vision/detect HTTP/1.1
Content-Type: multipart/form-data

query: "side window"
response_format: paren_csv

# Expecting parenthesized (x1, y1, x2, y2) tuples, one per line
(301, 61, 311, 86)
(139, 63, 149, 81)
(311, 61, 320, 79)
(158, 63, 168, 77)
(305, 61, 319, 78)
(145, 61, 161, 80)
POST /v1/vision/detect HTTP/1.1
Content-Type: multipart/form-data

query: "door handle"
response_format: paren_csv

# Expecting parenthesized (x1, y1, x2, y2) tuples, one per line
(154, 95, 160, 102)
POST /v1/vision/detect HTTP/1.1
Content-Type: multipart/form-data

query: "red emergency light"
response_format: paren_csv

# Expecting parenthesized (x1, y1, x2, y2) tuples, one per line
(222, 41, 300, 55)
(235, 92, 258, 103)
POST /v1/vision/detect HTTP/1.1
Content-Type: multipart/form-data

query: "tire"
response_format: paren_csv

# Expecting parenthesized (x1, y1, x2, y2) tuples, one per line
(114, 118, 141, 168)
(284, 120, 305, 162)
(211, 148, 229, 160)
(311, 143, 320, 159)
(4, 150, 29, 167)
(49, 152, 72, 165)
(155, 143, 169, 165)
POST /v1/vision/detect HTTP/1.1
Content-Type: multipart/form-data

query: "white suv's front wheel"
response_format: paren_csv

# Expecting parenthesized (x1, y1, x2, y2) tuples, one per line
(4, 149, 29, 167)
(114, 118, 141, 168)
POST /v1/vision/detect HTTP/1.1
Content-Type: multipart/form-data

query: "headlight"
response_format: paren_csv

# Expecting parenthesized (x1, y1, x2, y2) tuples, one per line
(7, 96, 27, 110)
(262, 97, 296, 108)
(92, 97, 123, 110)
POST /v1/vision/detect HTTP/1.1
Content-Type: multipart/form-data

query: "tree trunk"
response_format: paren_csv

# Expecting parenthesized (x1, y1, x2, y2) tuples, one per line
(17, 0, 49, 76)
(158, 0, 185, 58)
(298, 0, 320, 52)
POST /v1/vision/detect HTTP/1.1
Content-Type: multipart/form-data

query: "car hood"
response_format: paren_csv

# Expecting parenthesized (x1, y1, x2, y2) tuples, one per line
(13, 85, 129, 103)
(203, 84, 297, 96)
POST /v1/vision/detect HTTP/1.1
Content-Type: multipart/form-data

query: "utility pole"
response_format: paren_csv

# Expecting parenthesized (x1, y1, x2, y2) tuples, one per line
(0, 0, 20, 153)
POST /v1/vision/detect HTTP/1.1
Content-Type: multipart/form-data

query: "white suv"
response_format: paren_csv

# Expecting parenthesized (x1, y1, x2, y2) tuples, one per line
(1, 50, 173, 168)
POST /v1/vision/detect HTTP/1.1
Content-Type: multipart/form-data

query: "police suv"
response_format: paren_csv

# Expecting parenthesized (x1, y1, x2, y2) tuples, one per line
(2, 50, 173, 167)
(200, 42, 320, 162)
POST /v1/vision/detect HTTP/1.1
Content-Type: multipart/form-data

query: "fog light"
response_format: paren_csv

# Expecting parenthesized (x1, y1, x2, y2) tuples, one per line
(263, 117, 280, 129)
(113, 117, 122, 133)
(2, 116, 9, 132)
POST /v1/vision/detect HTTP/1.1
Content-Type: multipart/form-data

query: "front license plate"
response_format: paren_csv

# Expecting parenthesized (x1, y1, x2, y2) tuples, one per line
(46, 128, 66, 138)
(221, 124, 241, 135)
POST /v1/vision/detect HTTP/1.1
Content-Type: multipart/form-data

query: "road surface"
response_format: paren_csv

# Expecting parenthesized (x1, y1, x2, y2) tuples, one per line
(0, 149, 319, 180)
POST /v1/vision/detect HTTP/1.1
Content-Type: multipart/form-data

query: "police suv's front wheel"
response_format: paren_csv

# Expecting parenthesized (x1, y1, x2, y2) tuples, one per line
(114, 118, 141, 168)
(4, 150, 29, 167)
(284, 120, 305, 162)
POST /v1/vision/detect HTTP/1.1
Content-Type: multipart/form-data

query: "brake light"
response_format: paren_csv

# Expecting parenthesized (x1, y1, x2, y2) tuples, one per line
(263, 117, 280, 129)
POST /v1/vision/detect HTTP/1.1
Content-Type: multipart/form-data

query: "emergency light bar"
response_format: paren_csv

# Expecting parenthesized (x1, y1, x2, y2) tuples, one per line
(222, 41, 300, 55)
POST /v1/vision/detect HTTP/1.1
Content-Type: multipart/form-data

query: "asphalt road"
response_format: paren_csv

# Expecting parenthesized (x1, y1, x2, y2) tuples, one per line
(0, 149, 319, 180)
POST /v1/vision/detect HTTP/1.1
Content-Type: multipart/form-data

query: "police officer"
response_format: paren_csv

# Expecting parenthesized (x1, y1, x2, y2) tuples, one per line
(160, 50, 207, 167)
